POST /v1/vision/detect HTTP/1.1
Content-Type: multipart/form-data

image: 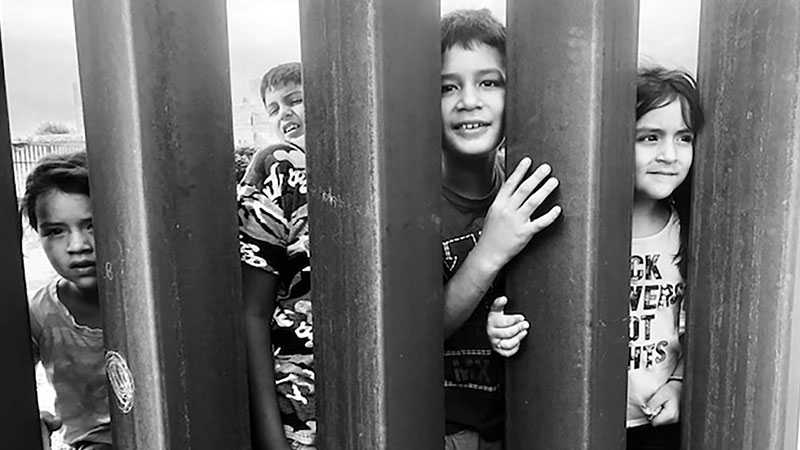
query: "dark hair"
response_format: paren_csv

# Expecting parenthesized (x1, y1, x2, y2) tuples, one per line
(21, 151, 90, 230)
(636, 67, 704, 277)
(441, 9, 506, 65)
(260, 62, 302, 105)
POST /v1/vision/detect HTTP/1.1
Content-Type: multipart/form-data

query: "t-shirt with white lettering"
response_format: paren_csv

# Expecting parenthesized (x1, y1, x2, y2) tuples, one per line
(28, 277, 111, 445)
(627, 207, 685, 427)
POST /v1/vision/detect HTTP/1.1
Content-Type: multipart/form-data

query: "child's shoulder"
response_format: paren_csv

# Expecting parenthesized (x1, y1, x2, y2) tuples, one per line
(28, 277, 66, 330)
(261, 141, 306, 170)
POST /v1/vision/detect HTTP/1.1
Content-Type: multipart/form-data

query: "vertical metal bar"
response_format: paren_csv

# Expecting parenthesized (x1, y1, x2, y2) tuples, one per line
(72, 1, 249, 448)
(300, 0, 443, 448)
(504, 1, 638, 448)
(0, 29, 43, 450)
(685, 1, 800, 449)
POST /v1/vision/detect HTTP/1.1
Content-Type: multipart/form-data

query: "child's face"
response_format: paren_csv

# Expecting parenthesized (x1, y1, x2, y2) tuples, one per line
(634, 99, 694, 202)
(441, 43, 505, 157)
(36, 189, 97, 291)
(265, 81, 305, 147)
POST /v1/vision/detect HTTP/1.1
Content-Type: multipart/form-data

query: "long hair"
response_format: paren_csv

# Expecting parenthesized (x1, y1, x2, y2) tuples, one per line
(636, 67, 704, 277)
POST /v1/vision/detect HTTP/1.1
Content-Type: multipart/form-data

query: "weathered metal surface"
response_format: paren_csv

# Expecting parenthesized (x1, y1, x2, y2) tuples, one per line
(685, 2, 800, 449)
(72, 1, 249, 448)
(0, 30, 43, 450)
(299, 0, 443, 448)
(504, 1, 638, 448)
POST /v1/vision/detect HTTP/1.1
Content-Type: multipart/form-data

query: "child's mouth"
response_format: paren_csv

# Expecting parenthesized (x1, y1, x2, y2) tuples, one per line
(454, 121, 489, 131)
(283, 123, 301, 136)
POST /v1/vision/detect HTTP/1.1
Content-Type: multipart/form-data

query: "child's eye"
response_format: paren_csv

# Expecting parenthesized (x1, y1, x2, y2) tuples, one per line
(678, 134, 694, 144)
(441, 84, 457, 94)
(479, 79, 504, 89)
(636, 134, 658, 143)
(290, 97, 303, 106)
(41, 228, 64, 238)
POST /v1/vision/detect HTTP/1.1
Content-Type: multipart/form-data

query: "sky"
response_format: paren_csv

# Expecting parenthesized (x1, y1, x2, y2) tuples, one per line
(0, 0, 700, 138)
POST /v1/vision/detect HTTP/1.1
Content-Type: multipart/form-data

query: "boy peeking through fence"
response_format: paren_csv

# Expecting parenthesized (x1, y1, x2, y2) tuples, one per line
(439, 9, 562, 450)
(237, 62, 315, 450)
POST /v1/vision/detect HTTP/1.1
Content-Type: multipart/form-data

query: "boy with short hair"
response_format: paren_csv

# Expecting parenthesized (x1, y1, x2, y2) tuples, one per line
(439, 9, 561, 449)
(238, 61, 314, 450)
(22, 151, 112, 450)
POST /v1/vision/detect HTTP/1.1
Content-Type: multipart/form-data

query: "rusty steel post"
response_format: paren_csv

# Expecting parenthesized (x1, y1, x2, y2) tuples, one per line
(299, 0, 443, 448)
(685, 1, 800, 449)
(504, 1, 638, 449)
(72, 1, 249, 448)
(0, 29, 43, 450)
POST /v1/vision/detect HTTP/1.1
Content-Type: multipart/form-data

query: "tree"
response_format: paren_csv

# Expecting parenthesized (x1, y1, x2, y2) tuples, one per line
(34, 121, 73, 135)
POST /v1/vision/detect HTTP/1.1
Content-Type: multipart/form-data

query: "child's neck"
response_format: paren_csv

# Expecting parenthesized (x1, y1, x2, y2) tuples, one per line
(442, 150, 496, 199)
(631, 198, 671, 239)
(57, 280, 103, 329)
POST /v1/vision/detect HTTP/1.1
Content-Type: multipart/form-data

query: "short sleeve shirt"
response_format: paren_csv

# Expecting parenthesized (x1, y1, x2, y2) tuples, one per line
(29, 278, 111, 445)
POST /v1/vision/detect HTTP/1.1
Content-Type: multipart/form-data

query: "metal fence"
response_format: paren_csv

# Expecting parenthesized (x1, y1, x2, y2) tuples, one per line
(11, 139, 85, 198)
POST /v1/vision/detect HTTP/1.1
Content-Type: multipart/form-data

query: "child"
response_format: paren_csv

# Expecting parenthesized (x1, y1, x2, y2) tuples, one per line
(22, 151, 112, 450)
(440, 9, 562, 449)
(487, 66, 704, 450)
(237, 62, 314, 450)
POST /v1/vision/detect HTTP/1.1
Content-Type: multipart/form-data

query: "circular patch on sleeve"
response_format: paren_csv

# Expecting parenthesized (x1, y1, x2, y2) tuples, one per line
(105, 350, 135, 414)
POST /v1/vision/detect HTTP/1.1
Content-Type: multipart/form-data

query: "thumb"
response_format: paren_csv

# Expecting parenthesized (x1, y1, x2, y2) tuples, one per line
(489, 296, 508, 314)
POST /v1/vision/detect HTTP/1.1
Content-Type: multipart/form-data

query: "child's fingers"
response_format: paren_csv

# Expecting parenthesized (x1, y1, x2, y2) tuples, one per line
(520, 176, 560, 217)
(649, 401, 679, 426)
(528, 205, 562, 234)
(509, 163, 552, 208)
(497, 157, 533, 198)
(491, 321, 530, 339)
(493, 330, 527, 357)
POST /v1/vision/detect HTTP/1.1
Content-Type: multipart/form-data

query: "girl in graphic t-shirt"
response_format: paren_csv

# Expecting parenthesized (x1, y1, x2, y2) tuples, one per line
(485, 66, 704, 450)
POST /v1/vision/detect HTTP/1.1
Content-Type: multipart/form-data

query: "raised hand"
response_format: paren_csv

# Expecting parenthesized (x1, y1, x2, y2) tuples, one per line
(472, 157, 561, 273)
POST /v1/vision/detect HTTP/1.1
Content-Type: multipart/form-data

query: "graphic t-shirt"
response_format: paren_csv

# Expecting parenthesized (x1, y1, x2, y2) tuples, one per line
(442, 157, 505, 441)
(238, 142, 315, 445)
(627, 208, 685, 427)
(28, 277, 111, 445)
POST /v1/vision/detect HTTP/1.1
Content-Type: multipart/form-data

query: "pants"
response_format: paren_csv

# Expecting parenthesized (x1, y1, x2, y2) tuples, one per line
(445, 429, 503, 450)
(627, 423, 681, 450)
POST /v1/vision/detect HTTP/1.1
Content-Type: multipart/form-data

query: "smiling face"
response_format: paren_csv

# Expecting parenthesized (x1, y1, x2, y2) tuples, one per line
(36, 189, 97, 291)
(634, 99, 694, 203)
(441, 43, 506, 158)
(265, 81, 305, 147)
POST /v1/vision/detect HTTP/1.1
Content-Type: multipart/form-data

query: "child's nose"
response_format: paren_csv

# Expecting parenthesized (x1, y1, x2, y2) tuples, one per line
(67, 231, 93, 253)
(457, 85, 481, 109)
(657, 141, 678, 162)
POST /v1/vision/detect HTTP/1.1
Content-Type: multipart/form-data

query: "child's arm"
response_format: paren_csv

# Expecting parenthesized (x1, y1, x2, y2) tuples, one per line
(242, 265, 292, 450)
(486, 296, 530, 357)
(444, 158, 561, 337)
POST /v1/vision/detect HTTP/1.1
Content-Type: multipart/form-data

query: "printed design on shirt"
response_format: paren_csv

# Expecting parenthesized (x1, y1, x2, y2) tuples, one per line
(237, 145, 315, 439)
(629, 252, 684, 371)
(444, 349, 500, 392)
(442, 231, 480, 273)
